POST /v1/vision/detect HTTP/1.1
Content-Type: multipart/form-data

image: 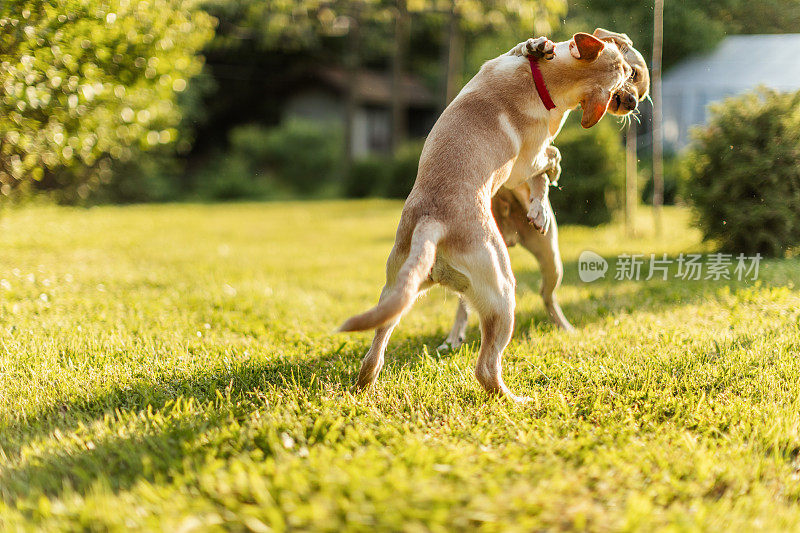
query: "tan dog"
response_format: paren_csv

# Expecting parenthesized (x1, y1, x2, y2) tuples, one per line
(440, 29, 651, 350)
(339, 33, 629, 402)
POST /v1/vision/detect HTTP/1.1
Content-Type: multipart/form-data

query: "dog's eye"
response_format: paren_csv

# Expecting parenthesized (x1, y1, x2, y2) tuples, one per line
(630, 69, 638, 81)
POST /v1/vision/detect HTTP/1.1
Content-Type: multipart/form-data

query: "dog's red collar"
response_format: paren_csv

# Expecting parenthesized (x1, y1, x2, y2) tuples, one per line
(528, 57, 556, 110)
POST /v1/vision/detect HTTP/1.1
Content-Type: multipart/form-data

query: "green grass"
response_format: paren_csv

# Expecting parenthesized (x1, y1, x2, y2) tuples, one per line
(1, 200, 800, 531)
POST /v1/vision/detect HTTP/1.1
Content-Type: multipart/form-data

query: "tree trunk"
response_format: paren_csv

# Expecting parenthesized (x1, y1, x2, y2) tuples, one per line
(343, 2, 362, 177)
(391, 0, 409, 151)
(625, 122, 638, 237)
(440, 3, 462, 112)
(652, 0, 665, 236)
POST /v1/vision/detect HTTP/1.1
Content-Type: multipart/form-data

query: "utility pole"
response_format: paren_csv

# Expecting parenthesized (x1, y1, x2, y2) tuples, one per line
(625, 122, 638, 237)
(652, 0, 664, 236)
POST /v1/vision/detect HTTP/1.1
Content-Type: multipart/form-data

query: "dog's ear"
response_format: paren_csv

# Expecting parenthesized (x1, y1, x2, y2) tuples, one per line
(580, 90, 612, 128)
(494, 198, 511, 218)
(592, 28, 633, 50)
(569, 32, 605, 61)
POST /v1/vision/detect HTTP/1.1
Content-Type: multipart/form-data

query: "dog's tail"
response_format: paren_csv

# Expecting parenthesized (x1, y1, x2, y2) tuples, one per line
(338, 217, 444, 332)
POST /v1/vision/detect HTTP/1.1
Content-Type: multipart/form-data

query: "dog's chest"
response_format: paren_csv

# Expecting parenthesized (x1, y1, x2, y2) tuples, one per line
(502, 137, 552, 189)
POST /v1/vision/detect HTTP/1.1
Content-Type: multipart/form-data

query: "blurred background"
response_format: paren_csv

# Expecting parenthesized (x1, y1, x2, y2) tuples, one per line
(2, 0, 800, 254)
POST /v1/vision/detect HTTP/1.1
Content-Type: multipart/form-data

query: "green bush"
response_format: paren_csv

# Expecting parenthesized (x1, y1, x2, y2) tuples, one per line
(385, 140, 424, 199)
(0, 0, 214, 199)
(259, 121, 343, 195)
(342, 140, 423, 199)
(684, 88, 800, 256)
(640, 154, 682, 205)
(196, 121, 343, 199)
(550, 114, 625, 225)
(89, 151, 180, 203)
(194, 152, 279, 201)
(343, 156, 389, 199)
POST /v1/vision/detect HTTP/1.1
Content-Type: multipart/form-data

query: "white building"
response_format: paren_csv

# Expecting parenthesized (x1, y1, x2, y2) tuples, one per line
(662, 34, 800, 149)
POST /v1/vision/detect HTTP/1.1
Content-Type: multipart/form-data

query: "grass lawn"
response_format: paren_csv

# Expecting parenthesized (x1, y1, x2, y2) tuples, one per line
(2, 200, 800, 531)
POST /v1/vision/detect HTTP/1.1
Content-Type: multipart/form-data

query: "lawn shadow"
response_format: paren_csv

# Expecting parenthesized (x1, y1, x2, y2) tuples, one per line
(0, 328, 452, 505)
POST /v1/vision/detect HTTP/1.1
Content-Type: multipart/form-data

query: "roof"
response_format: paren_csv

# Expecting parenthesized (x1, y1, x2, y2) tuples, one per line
(311, 68, 436, 107)
(663, 34, 800, 92)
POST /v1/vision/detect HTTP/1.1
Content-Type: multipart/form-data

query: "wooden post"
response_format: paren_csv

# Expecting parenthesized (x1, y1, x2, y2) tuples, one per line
(652, 0, 664, 236)
(625, 121, 638, 236)
(391, 0, 409, 151)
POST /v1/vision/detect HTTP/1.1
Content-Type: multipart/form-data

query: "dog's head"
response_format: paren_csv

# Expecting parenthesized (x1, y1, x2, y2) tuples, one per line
(546, 32, 629, 128)
(592, 28, 650, 116)
(491, 191, 522, 247)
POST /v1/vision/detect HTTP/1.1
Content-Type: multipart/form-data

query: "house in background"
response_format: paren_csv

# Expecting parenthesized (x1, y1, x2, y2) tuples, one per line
(284, 68, 438, 157)
(661, 34, 800, 149)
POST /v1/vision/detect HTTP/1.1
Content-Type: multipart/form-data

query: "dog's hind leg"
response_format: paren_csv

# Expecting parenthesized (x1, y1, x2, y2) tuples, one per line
(355, 292, 400, 390)
(460, 234, 526, 402)
(438, 297, 469, 352)
(521, 204, 574, 332)
(354, 245, 433, 391)
(355, 280, 434, 390)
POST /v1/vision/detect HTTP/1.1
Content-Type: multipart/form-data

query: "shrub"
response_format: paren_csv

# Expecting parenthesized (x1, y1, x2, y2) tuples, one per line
(195, 121, 342, 199)
(194, 152, 279, 201)
(385, 140, 424, 199)
(191, 121, 342, 200)
(343, 156, 389, 199)
(258, 121, 343, 195)
(89, 151, 180, 203)
(640, 154, 682, 205)
(0, 0, 214, 199)
(342, 140, 423, 199)
(550, 114, 625, 225)
(684, 88, 800, 256)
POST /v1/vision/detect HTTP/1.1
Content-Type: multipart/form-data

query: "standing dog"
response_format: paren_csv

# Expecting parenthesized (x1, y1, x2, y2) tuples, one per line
(338, 33, 630, 401)
(440, 29, 651, 349)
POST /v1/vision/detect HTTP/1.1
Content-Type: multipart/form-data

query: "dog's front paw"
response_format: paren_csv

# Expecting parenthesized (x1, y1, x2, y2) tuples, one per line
(544, 146, 562, 184)
(527, 198, 551, 234)
(524, 37, 555, 60)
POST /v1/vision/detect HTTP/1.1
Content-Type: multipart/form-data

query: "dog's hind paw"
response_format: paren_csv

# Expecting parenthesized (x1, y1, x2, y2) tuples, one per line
(437, 337, 464, 352)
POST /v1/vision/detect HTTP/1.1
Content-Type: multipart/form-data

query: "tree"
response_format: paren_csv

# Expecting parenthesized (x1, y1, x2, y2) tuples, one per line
(422, 0, 566, 109)
(0, 0, 214, 199)
(563, 0, 800, 73)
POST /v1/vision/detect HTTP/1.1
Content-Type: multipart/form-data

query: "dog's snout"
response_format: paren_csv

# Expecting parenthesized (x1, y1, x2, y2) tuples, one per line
(622, 92, 637, 111)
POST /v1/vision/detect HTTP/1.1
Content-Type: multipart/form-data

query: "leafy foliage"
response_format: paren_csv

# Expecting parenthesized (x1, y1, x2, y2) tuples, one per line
(343, 155, 389, 198)
(195, 121, 343, 200)
(550, 114, 625, 226)
(342, 140, 423, 199)
(562, 0, 800, 72)
(0, 0, 214, 198)
(384, 139, 424, 199)
(684, 89, 800, 257)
